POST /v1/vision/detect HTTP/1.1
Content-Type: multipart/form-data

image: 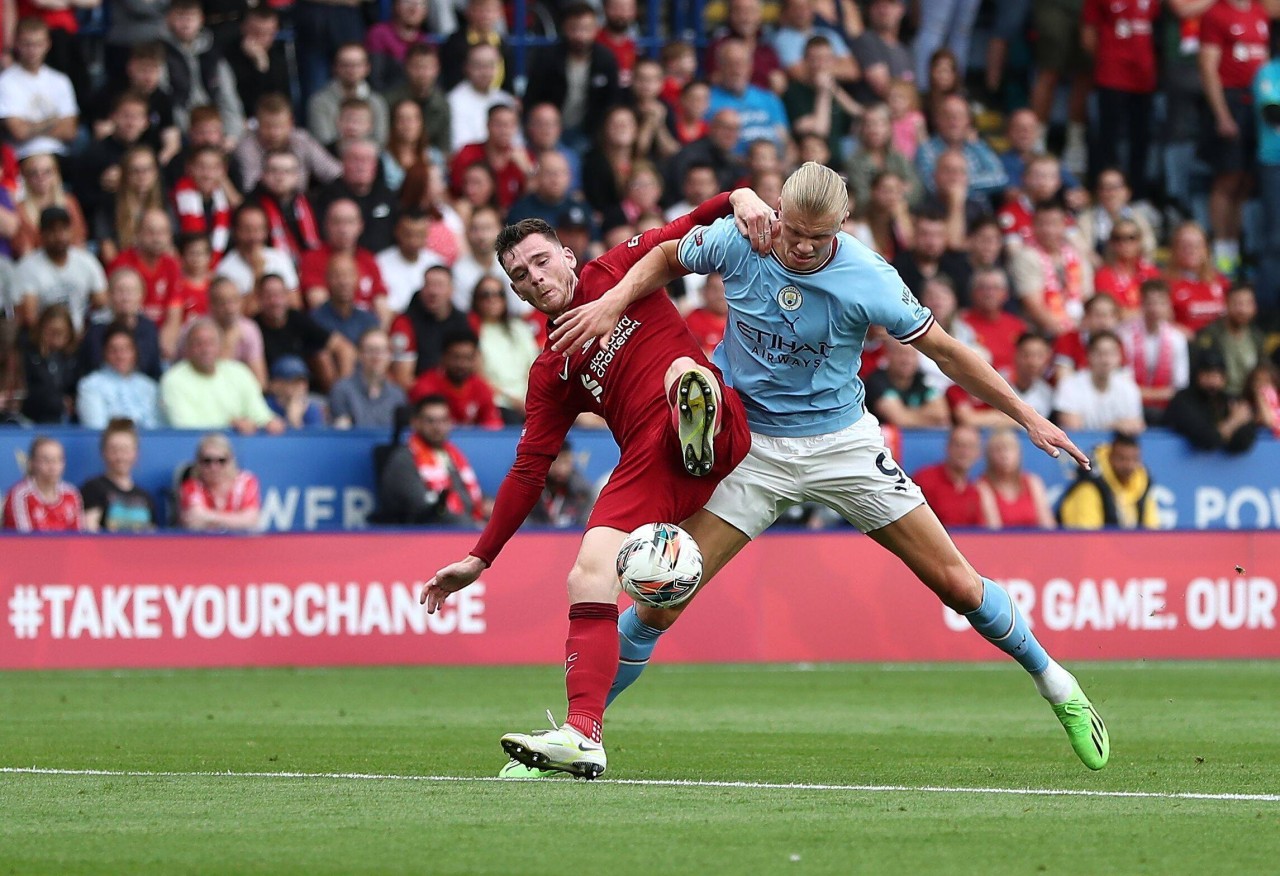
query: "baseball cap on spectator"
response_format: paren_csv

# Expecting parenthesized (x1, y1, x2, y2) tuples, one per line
(40, 206, 72, 230)
(270, 355, 310, 381)
(1194, 348, 1227, 375)
(557, 204, 591, 231)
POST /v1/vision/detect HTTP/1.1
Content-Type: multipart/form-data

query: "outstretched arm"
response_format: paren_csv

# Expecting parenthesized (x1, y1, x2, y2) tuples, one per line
(914, 323, 1091, 469)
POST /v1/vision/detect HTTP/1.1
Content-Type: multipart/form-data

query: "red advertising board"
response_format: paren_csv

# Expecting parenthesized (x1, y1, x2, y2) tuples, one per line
(1, 532, 1276, 670)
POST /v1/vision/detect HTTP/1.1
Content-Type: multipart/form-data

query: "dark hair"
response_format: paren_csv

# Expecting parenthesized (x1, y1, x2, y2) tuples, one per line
(803, 35, 833, 53)
(233, 201, 267, 225)
(560, 1, 598, 24)
(413, 394, 449, 416)
(189, 105, 222, 128)
(102, 321, 137, 352)
(1032, 197, 1066, 214)
(914, 205, 948, 224)
(424, 264, 453, 283)
(404, 43, 438, 63)
(1139, 277, 1169, 300)
(487, 103, 517, 122)
(441, 329, 480, 351)
(255, 92, 292, 118)
(245, 5, 278, 21)
(494, 219, 560, 267)
(1084, 292, 1118, 314)
(177, 231, 211, 253)
(129, 41, 166, 64)
(1016, 331, 1050, 348)
(112, 90, 149, 114)
(1227, 283, 1256, 298)
(169, 0, 202, 13)
(256, 272, 287, 292)
(1086, 329, 1122, 352)
(101, 417, 139, 453)
(396, 207, 429, 224)
(187, 144, 226, 166)
(1110, 432, 1140, 451)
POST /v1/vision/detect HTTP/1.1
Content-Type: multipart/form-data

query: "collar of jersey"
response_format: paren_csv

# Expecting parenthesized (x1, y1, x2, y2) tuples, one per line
(769, 237, 839, 275)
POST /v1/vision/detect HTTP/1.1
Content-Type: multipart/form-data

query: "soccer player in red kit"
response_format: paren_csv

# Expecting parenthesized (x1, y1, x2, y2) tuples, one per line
(420, 189, 775, 778)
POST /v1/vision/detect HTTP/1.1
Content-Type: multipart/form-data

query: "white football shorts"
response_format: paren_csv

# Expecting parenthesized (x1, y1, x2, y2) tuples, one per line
(704, 411, 925, 538)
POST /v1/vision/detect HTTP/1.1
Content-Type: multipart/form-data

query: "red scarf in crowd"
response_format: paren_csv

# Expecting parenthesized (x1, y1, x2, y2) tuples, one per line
(407, 434, 483, 521)
(173, 177, 231, 255)
(257, 192, 320, 261)
(1035, 242, 1085, 326)
(1128, 320, 1178, 407)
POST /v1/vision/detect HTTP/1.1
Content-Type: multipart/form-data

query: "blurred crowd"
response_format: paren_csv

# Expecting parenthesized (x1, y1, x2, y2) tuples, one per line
(2, 0, 1280, 533)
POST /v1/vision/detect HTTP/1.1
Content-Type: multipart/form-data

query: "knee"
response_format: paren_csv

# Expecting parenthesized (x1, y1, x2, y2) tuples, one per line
(635, 601, 685, 631)
(935, 562, 984, 614)
(565, 564, 618, 605)
(664, 357, 698, 386)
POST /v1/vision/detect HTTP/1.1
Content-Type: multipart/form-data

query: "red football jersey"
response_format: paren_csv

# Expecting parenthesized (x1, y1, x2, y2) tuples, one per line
(961, 309, 1027, 376)
(472, 193, 736, 565)
(179, 472, 260, 515)
(298, 245, 387, 310)
(408, 370, 504, 428)
(109, 249, 183, 324)
(2, 478, 83, 532)
(1170, 273, 1229, 332)
(1094, 261, 1161, 311)
(1200, 0, 1270, 90)
(1082, 0, 1159, 93)
(911, 463, 982, 528)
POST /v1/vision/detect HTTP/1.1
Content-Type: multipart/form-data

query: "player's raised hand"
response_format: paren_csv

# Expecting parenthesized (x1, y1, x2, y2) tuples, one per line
(420, 555, 486, 613)
(730, 188, 780, 254)
(549, 295, 625, 353)
(1025, 417, 1091, 471)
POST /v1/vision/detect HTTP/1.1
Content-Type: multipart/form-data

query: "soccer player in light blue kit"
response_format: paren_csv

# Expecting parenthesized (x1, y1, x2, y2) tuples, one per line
(551, 162, 1110, 770)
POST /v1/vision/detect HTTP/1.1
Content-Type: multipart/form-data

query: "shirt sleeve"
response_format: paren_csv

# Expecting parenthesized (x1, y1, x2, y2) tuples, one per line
(676, 214, 752, 279)
(390, 314, 417, 364)
(241, 474, 262, 511)
(861, 259, 935, 343)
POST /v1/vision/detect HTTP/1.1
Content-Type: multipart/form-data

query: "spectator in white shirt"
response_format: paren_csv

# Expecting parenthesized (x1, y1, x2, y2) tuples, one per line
(446, 42, 516, 153)
(449, 204, 514, 313)
(15, 207, 108, 333)
(0, 18, 78, 159)
(1053, 330, 1145, 434)
(376, 209, 443, 315)
(213, 202, 300, 302)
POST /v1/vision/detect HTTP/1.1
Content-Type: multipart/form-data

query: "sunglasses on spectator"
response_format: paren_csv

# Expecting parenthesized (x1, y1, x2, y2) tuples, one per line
(1111, 233, 1140, 242)
(199, 456, 230, 465)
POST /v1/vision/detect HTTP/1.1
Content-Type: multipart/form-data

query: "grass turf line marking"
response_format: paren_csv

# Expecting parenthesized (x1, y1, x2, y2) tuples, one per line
(3, 767, 1277, 803)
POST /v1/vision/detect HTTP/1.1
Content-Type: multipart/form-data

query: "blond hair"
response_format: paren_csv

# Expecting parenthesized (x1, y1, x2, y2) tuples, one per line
(780, 162, 849, 224)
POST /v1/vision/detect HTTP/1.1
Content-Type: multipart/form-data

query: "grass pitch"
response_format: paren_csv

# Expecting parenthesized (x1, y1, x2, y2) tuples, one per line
(2, 661, 1278, 875)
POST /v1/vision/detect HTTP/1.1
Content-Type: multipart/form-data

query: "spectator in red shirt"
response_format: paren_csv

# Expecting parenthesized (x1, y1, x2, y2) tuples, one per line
(1053, 292, 1121, 382)
(2, 435, 83, 531)
(961, 267, 1026, 376)
(109, 207, 182, 325)
(705, 0, 787, 92)
(1198, 0, 1270, 276)
(1094, 218, 1161, 316)
(449, 104, 534, 211)
(998, 154, 1070, 250)
(685, 272, 728, 358)
(1081, 0, 1159, 199)
(1167, 221, 1229, 332)
(162, 231, 214, 359)
(975, 429, 1056, 530)
(1121, 278, 1191, 424)
(298, 198, 388, 318)
(910, 424, 983, 528)
(598, 0, 639, 88)
(178, 432, 261, 532)
(408, 330, 503, 428)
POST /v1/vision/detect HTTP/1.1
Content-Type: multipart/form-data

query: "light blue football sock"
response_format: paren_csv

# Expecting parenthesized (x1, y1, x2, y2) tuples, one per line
(606, 606, 665, 707)
(965, 577, 1050, 675)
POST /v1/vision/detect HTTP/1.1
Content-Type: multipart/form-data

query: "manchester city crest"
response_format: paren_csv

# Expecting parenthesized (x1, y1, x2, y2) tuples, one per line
(776, 285, 802, 311)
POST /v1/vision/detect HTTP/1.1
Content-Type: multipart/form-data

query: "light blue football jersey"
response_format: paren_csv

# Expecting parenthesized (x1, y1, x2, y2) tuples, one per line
(677, 216, 934, 437)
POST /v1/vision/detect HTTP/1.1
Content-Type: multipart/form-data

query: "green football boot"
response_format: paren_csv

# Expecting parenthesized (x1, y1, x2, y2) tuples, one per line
(497, 759, 559, 779)
(1052, 682, 1110, 770)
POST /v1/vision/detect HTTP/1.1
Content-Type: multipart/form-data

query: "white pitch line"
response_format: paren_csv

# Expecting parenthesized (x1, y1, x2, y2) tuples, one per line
(2, 767, 1277, 803)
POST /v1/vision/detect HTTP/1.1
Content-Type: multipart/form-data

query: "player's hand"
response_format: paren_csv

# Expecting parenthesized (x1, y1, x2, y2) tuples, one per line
(1025, 416, 1091, 470)
(420, 555, 486, 613)
(1216, 115, 1240, 139)
(549, 296, 625, 353)
(730, 188, 780, 254)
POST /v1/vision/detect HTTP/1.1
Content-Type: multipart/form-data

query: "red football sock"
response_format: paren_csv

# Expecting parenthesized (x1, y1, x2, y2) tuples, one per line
(564, 602, 619, 744)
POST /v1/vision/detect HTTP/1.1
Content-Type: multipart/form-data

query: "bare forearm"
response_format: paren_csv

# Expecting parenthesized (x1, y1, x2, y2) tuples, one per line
(612, 242, 687, 306)
(933, 342, 1034, 427)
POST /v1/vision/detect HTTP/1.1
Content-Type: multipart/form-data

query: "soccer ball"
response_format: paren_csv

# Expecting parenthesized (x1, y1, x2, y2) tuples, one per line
(615, 522, 704, 608)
